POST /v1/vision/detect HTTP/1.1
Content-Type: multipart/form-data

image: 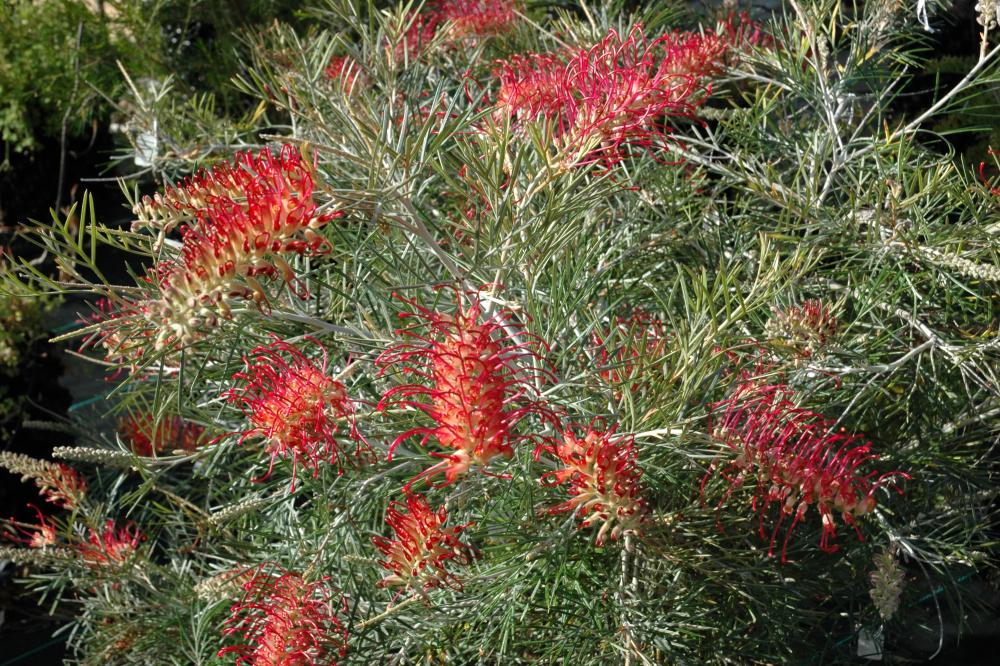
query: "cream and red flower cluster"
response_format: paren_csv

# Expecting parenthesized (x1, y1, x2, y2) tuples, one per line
(225, 337, 371, 491)
(93, 146, 338, 365)
(219, 566, 348, 666)
(703, 380, 909, 562)
(371, 491, 473, 593)
(764, 299, 838, 359)
(540, 421, 645, 546)
(494, 17, 764, 168)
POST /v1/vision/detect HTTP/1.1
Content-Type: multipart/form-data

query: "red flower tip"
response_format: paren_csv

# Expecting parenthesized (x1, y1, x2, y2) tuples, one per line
(225, 337, 371, 491)
(119, 412, 206, 456)
(376, 287, 554, 486)
(78, 520, 143, 566)
(27, 462, 87, 511)
(703, 381, 909, 562)
(540, 420, 646, 546)
(372, 491, 472, 592)
(219, 566, 348, 666)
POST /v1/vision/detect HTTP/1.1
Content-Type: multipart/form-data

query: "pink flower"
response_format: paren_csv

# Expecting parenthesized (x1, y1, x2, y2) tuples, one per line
(372, 491, 472, 592)
(703, 381, 909, 562)
(219, 566, 348, 666)
(119, 412, 206, 456)
(225, 337, 370, 491)
(376, 288, 553, 486)
(78, 520, 143, 566)
(540, 420, 645, 546)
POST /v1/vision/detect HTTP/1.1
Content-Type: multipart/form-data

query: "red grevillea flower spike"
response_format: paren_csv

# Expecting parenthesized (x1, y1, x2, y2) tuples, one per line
(372, 491, 472, 593)
(702, 381, 909, 562)
(119, 412, 206, 456)
(225, 337, 371, 491)
(376, 288, 554, 486)
(78, 520, 143, 566)
(132, 146, 340, 353)
(540, 420, 646, 546)
(495, 24, 705, 169)
(219, 566, 348, 666)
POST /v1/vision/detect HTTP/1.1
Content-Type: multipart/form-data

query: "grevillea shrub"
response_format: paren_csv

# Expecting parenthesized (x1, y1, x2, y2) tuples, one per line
(3, 1, 1000, 663)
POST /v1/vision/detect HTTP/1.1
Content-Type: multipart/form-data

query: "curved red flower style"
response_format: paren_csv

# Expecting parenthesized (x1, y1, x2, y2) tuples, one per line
(540, 420, 645, 546)
(225, 337, 370, 491)
(702, 381, 909, 562)
(372, 491, 472, 592)
(376, 288, 554, 486)
(119, 412, 206, 456)
(219, 566, 348, 666)
(78, 520, 143, 566)
(10, 505, 58, 549)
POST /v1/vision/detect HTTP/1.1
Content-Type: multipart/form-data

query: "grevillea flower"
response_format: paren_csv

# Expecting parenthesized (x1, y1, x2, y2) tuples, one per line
(392, 0, 518, 60)
(376, 288, 553, 486)
(494, 19, 764, 168)
(129, 146, 339, 352)
(540, 420, 645, 546)
(225, 337, 370, 491)
(495, 24, 705, 168)
(78, 520, 143, 566)
(119, 412, 206, 456)
(764, 299, 838, 360)
(0, 452, 86, 510)
(9, 505, 58, 549)
(702, 381, 909, 562)
(658, 14, 766, 81)
(219, 566, 348, 666)
(324, 55, 365, 93)
(591, 310, 669, 395)
(433, 0, 519, 41)
(372, 491, 472, 592)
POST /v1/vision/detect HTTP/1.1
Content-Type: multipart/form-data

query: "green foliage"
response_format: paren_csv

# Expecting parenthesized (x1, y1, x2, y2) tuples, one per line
(0, 292, 58, 437)
(3, 1, 1000, 664)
